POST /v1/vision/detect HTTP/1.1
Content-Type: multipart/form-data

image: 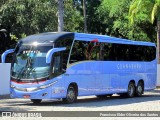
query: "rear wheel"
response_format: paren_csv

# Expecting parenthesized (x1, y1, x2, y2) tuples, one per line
(63, 85, 77, 104)
(31, 99, 42, 104)
(135, 81, 144, 97)
(127, 82, 135, 98)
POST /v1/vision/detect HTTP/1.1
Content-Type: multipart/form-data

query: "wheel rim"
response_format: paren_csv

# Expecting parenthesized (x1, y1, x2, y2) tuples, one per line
(67, 88, 75, 102)
(128, 84, 134, 96)
(138, 84, 143, 94)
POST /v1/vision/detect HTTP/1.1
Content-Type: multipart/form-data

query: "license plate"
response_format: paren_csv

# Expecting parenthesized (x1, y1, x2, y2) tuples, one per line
(23, 95, 30, 98)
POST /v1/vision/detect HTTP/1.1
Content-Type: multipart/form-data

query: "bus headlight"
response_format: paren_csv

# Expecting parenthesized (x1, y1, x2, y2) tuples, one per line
(11, 81, 58, 92)
(39, 80, 58, 89)
(11, 84, 15, 88)
(27, 87, 39, 92)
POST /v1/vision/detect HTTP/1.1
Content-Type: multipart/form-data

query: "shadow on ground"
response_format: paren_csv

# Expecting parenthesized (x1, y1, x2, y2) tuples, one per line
(1, 89, 159, 110)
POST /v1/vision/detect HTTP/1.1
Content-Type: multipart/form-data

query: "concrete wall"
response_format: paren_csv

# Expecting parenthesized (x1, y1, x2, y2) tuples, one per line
(157, 64, 160, 86)
(0, 63, 11, 95)
(0, 63, 160, 95)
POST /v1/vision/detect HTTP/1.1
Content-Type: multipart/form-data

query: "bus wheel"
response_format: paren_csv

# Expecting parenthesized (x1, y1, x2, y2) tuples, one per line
(31, 99, 42, 104)
(135, 81, 144, 97)
(63, 85, 77, 104)
(127, 82, 135, 98)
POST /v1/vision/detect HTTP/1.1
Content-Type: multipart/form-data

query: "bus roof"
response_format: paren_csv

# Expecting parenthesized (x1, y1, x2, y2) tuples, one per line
(19, 32, 156, 46)
(19, 32, 74, 44)
(74, 33, 156, 46)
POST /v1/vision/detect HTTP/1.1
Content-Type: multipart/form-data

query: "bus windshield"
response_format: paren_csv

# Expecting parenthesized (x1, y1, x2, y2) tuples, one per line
(11, 44, 53, 81)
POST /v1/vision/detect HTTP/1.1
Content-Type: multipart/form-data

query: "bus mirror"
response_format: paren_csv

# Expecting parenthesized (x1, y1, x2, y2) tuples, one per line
(1, 49, 15, 63)
(46, 47, 66, 64)
(91, 39, 98, 42)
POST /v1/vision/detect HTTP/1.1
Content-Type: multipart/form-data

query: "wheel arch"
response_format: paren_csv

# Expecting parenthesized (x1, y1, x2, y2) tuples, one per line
(68, 82, 78, 96)
(129, 80, 136, 86)
(137, 79, 144, 87)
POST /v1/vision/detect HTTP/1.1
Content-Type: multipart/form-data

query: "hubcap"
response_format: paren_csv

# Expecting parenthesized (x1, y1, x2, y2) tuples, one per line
(138, 85, 142, 93)
(67, 89, 75, 102)
(129, 85, 134, 96)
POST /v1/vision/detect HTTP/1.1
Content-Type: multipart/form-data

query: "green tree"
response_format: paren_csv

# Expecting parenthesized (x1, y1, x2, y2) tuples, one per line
(129, 0, 160, 63)
(98, 0, 155, 41)
(64, 0, 83, 32)
(0, 0, 57, 38)
(86, 0, 106, 34)
(73, 0, 105, 34)
(0, 0, 83, 37)
(0, 0, 83, 61)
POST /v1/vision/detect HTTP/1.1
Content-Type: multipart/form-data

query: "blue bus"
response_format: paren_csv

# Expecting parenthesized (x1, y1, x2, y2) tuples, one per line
(1, 32, 157, 103)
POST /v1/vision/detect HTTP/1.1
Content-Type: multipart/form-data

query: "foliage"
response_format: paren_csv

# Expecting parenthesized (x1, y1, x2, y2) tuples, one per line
(0, 0, 158, 57)
(0, 0, 57, 38)
(86, 0, 106, 34)
(0, 0, 83, 38)
(128, 0, 160, 62)
(129, 0, 160, 23)
(64, 0, 83, 32)
(98, 0, 156, 42)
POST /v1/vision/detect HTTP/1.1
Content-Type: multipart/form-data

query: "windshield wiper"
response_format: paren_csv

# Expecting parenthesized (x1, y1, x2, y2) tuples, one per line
(16, 66, 26, 82)
(16, 46, 34, 81)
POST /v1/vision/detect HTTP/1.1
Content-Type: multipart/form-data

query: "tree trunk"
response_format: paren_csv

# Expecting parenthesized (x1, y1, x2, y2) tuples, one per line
(157, 20, 160, 63)
(57, 0, 64, 32)
(83, 0, 87, 33)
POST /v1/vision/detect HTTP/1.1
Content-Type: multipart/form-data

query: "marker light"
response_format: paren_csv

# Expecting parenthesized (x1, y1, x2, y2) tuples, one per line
(33, 42, 38, 46)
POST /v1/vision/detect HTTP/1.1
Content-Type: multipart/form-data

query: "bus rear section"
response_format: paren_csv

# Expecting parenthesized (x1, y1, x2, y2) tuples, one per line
(65, 38, 157, 99)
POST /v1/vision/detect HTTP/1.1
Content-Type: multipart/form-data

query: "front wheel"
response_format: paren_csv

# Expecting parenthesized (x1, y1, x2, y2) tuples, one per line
(31, 99, 42, 104)
(63, 86, 77, 104)
(127, 82, 135, 98)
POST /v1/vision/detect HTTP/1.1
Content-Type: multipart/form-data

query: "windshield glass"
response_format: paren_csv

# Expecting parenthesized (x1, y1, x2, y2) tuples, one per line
(11, 44, 52, 80)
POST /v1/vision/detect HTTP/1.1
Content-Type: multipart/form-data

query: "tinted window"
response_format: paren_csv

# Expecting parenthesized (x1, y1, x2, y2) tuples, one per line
(50, 38, 73, 78)
(69, 40, 156, 63)
(69, 40, 103, 64)
(102, 43, 156, 61)
(69, 40, 87, 63)
(55, 38, 73, 69)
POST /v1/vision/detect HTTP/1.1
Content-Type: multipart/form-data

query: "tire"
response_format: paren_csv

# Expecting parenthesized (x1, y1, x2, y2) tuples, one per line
(31, 99, 42, 104)
(127, 82, 135, 98)
(135, 81, 144, 97)
(63, 86, 77, 104)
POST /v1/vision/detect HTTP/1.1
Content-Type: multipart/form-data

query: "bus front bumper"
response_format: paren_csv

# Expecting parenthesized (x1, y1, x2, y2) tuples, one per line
(10, 86, 66, 99)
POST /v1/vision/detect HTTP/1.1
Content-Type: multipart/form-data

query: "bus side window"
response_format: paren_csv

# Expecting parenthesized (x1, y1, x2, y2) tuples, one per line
(69, 40, 87, 64)
(55, 38, 73, 70)
(50, 51, 65, 78)
(90, 42, 100, 60)
(103, 43, 115, 61)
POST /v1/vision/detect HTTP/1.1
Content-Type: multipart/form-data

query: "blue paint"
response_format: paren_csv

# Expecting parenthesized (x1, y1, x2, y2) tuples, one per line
(3, 32, 156, 100)
(46, 47, 66, 63)
(1, 49, 14, 63)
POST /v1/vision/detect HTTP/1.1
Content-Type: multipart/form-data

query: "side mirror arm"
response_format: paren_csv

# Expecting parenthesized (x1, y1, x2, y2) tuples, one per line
(46, 47, 66, 64)
(1, 49, 15, 63)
